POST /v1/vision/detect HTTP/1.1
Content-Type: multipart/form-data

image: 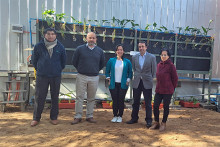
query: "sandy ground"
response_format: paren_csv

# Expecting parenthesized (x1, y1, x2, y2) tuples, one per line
(0, 105, 220, 147)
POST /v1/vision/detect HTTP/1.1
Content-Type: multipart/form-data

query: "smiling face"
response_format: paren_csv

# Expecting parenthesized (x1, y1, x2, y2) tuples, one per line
(116, 46, 124, 58)
(86, 32, 97, 47)
(160, 51, 169, 62)
(138, 43, 147, 56)
(44, 31, 57, 42)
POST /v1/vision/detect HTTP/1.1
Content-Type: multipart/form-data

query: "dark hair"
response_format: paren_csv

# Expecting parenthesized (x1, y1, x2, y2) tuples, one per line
(115, 44, 124, 59)
(159, 48, 171, 57)
(138, 41, 147, 47)
(43, 28, 57, 35)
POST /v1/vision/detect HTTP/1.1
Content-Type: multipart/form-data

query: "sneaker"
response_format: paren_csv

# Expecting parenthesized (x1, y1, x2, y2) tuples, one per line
(116, 117, 122, 123)
(111, 117, 118, 122)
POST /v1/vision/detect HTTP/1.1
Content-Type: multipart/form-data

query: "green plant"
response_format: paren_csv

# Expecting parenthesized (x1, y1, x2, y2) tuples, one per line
(145, 24, 151, 30)
(153, 22, 157, 30)
(42, 9, 55, 27)
(70, 16, 83, 24)
(176, 27, 183, 34)
(189, 96, 199, 105)
(111, 16, 117, 27)
(89, 19, 110, 27)
(130, 20, 139, 29)
(183, 26, 190, 34)
(119, 19, 131, 28)
(59, 92, 75, 103)
(201, 19, 213, 36)
(157, 25, 168, 33)
(190, 27, 201, 36)
(60, 22, 66, 38)
(56, 13, 66, 22)
(102, 20, 110, 26)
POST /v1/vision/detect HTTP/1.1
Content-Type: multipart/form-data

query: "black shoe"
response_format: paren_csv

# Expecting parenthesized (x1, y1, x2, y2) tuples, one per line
(126, 120, 138, 124)
(146, 123, 152, 128)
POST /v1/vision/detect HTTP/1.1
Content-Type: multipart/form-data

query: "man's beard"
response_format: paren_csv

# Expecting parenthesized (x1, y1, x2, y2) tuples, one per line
(88, 42, 95, 46)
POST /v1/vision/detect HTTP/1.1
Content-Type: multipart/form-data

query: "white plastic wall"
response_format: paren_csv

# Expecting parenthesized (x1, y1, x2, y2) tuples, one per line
(0, 0, 220, 78)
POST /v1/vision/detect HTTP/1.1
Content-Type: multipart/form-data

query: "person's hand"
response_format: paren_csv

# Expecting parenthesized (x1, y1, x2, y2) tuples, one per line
(108, 79, 111, 85)
(126, 81, 129, 86)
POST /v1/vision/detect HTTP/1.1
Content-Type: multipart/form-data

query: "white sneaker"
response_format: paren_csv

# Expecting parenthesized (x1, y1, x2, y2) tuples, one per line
(111, 117, 118, 122)
(116, 117, 122, 123)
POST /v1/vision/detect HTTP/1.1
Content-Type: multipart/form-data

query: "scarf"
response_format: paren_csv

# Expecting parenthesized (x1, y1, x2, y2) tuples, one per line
(44, 38, 57, 58)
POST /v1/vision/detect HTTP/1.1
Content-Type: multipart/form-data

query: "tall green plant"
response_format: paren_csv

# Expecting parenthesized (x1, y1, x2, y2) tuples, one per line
(153, 22, 157, 30)
(201, 19, 213, 36)
(130, 20, 139, 30)
(70, 16, 83, 24)
(42, 9, 55, 27)
(145, 24, 151, 30)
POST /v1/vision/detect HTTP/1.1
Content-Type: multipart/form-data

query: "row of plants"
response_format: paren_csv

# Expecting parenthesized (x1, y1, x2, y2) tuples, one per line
(39, 9, 213, 60)
(38, 10, 213, 72)
(42, 9, 213, 36)
(58, 92, 200, 109)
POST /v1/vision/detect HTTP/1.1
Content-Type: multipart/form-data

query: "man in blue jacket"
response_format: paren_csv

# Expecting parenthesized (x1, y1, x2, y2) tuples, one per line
(31, 28, 66, 127)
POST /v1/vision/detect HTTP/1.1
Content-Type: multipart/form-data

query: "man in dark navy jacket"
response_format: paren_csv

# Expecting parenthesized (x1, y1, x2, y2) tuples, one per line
(31, 28, 66, 127)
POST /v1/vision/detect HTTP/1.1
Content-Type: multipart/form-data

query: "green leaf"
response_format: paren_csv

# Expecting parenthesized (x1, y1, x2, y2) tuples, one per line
(153, 22, 157, 28)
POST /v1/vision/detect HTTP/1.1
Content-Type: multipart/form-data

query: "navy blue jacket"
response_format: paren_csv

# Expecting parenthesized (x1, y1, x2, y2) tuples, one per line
(31, 40, 66, 77)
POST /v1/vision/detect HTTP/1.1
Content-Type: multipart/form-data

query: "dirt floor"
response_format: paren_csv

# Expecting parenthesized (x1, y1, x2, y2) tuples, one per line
(0, 105, 220, 147)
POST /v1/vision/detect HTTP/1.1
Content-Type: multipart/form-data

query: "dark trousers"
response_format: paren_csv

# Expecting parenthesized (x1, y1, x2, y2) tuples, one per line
(33, 76, 61, 121)
(131, 80, 152, 124)
(153, 93, 172, 123)
(109, 83, 127, 117)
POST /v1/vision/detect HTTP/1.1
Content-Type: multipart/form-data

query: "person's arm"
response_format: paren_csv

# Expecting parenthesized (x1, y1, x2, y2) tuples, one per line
(31, 44, 39, 70)
(105, 58, 112, 79)
(132, 55, 136, 72)
(61, 46, 66, 70)
(105, 58, 112, 85)
(72, 47, 80, 69)
(151, 55, 157, 78)
(99, 50, 105, 70)
(126, 59, 133, 85)
(171, 64, 178, 89)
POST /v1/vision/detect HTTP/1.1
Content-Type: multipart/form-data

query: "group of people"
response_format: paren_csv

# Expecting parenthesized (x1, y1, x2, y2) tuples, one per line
(30, 28, 178, 132)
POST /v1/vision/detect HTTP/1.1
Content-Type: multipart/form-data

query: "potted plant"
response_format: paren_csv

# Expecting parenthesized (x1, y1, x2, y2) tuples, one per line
(102, 97, 112, 109)
(141, 101, 163, 110)
(182, 97, 200, 108)
(59, 92, 75, 109)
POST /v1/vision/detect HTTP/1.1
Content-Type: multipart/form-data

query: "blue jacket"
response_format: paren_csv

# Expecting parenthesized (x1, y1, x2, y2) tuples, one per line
(105, 57, 133, 89)
(31, 40, 66, 77)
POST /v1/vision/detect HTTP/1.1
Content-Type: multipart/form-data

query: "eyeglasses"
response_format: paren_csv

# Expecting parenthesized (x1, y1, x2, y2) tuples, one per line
(160, 54, 168, 57)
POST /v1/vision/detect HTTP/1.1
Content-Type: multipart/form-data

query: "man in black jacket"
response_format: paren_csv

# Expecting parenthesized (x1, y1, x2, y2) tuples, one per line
(31, 28, 66, 127)
(71, 32, 105, 124)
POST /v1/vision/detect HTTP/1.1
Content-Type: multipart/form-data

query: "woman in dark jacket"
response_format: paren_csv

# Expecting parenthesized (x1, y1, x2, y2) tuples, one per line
(150, 48, 178, 131)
